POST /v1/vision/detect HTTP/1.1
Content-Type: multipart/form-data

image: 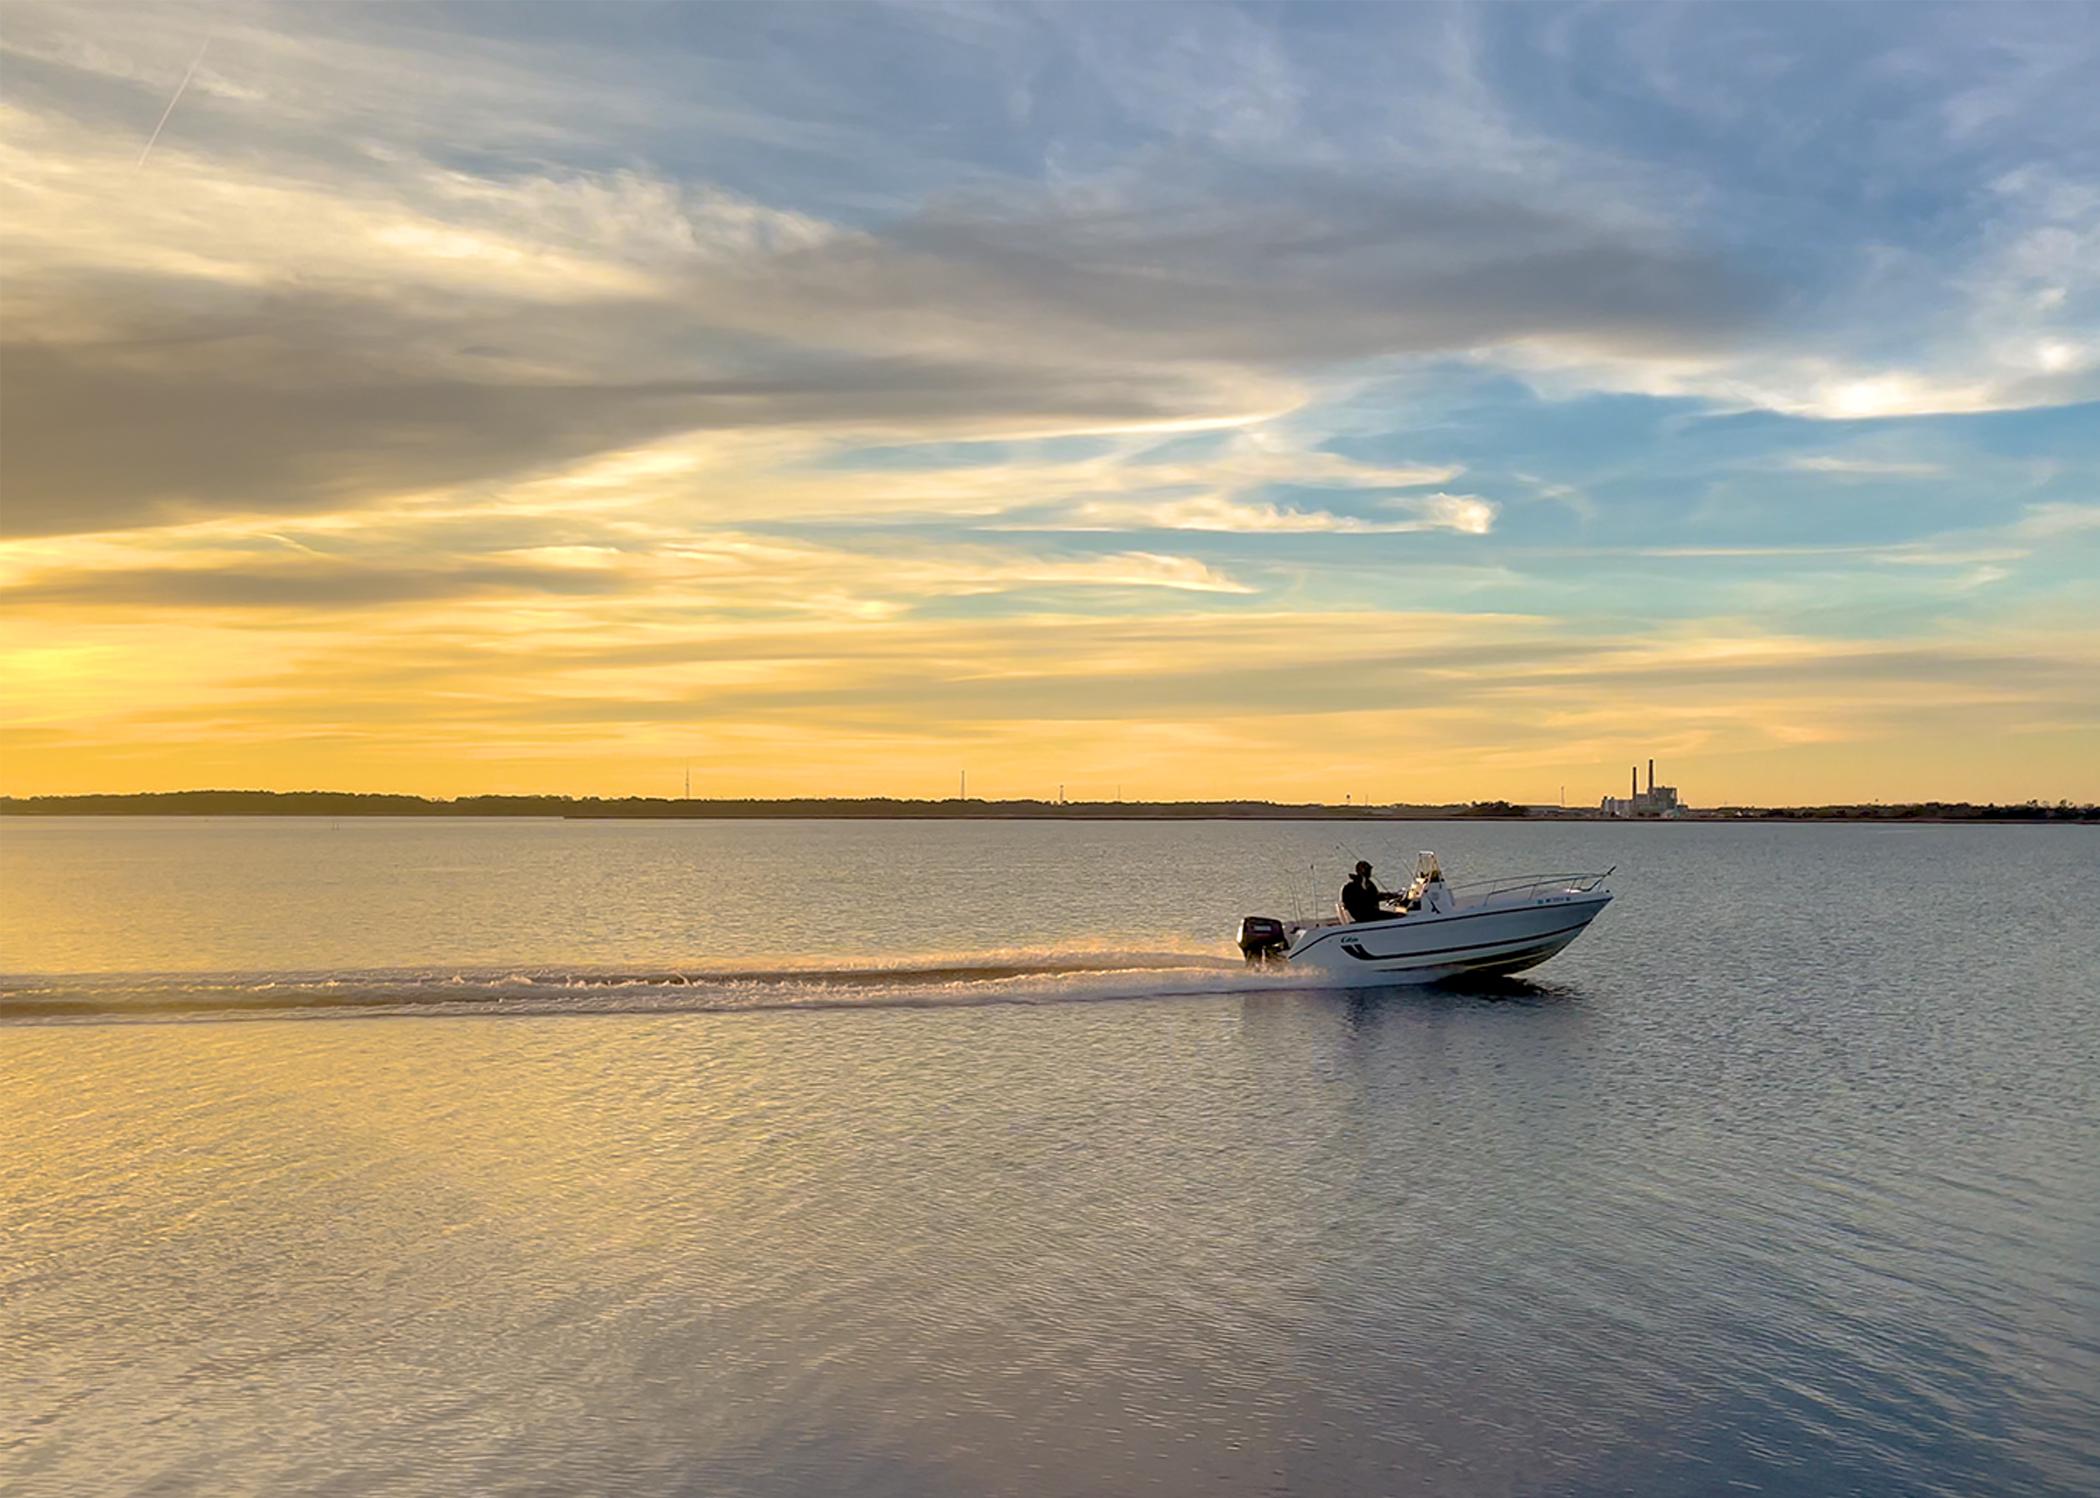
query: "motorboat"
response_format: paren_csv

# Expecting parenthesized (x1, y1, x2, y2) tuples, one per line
(1235, 852, 1612, 984)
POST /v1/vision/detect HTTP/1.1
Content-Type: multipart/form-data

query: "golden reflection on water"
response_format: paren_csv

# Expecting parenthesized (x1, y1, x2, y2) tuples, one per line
(7, 819, 2100, 1497)
(4, 1017, 847, 1486)
(4, 1015, 802, 1255)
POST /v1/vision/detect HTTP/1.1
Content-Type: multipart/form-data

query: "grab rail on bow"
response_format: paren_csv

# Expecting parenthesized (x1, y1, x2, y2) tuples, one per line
(1445, 868, 1614, 903)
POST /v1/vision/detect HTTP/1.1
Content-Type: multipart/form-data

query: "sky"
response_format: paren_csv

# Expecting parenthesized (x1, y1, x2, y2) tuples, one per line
(2, 1, 2096, 805)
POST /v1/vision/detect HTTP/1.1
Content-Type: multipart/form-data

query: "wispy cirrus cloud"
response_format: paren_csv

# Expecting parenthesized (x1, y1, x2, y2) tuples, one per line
(1782, 456, 1946, 478)
(1023, 492, 1496, 536)
(0, 528, 1257, 617)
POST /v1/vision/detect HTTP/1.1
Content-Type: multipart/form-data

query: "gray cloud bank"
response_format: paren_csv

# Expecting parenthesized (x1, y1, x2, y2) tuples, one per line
(735, 172, 1768, 366)
(0, 305, 1255, 537)
(0, 557, 631, 610)
(0, 3, 1773, 538)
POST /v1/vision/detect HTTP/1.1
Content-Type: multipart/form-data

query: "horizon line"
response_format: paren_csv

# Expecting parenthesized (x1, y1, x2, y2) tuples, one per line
(3, 789, 2093, 817)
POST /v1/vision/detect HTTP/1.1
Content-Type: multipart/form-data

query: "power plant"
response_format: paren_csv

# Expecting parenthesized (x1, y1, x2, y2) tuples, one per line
(1601, 758, 1686, 818)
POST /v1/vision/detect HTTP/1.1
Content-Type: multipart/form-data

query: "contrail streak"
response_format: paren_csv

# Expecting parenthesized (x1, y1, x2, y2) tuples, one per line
(136, 38, 210, 168)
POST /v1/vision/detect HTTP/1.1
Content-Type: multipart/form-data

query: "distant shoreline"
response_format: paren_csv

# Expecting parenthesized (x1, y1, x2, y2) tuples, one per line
(2, 792, 2091, 824)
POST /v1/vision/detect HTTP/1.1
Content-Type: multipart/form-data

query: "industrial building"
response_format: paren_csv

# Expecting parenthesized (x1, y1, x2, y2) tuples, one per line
(1602, 759, 1686, 818)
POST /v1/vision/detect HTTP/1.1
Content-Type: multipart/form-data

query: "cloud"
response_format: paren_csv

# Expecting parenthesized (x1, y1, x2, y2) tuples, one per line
(1533, 144, 2100, 419)
(2012, 502, 2100, 539)
(493, 426, 1486, 543)
(713, 168, 1770, 371)
(1783, 456, 1946, 477)
(0, 321, 1283, 537)
(1029, 491, 1496, 535)
(0, 532, 1254, 615)
(0, 30, 1767, 539)
(0, 334, 725, 537)
(0, 558, 632, 610)
(1508, 344, 2100, 421)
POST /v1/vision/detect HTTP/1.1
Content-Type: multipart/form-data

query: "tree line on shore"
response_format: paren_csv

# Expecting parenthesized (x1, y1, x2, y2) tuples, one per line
(1, 791, 2092, 821)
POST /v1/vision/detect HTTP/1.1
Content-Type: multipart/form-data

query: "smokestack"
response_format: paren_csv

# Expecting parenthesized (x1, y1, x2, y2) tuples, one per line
(1631, 766, 1638, 799)
(1648, 759, 1655, 794)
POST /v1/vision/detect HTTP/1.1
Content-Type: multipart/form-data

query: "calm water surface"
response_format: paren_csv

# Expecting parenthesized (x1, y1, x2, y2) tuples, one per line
(3, 818, 2096, 1495)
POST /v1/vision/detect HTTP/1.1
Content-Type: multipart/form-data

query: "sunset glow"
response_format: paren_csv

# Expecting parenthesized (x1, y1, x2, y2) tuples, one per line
(4, 4, 2096, 803)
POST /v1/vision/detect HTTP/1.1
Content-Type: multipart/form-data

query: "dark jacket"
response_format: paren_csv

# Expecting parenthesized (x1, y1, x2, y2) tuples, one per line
(1340, 875, 1389, 922)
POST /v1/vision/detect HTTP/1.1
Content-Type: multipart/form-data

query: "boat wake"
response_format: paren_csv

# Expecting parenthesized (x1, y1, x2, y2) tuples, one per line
(0, 949, 1327, 1024)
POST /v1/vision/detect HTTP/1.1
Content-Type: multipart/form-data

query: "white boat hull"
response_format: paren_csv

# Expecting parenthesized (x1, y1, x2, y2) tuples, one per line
(1272, 893, 1611, 986)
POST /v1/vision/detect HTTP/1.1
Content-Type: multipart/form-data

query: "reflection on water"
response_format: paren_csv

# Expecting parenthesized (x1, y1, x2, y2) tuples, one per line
(3, 820, 2097, 1495)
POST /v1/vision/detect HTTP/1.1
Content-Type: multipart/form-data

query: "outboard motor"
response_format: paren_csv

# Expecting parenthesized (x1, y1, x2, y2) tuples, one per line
(1236, 915, 1289, 966)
